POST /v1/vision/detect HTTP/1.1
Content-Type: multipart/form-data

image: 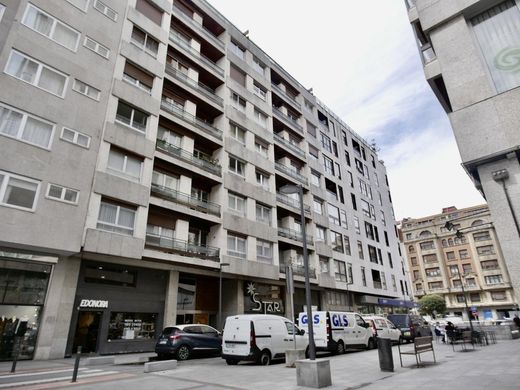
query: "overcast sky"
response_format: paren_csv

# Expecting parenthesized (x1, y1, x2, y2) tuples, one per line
(207, 0, 485, 220)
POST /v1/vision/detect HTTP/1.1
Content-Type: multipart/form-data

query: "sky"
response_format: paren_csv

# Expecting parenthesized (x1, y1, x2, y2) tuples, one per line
(207, 0, 485, 220)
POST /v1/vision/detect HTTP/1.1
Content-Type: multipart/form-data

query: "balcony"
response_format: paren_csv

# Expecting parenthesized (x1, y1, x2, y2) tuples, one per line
(165, 63, 223, 106)
(156, 139, 222, 176)
(275, 162, 308, 185)
(272, 106, 303, 134)
(276, 193, 311, 216)
(171, 4, 225, 51)
(168, 30, 224, 77)
(160, 99, 222, 140)
(151, 183, 221, 216)
(277, 227, 313, 244)
(421, 43, 437, 64)
(146, 233, 219, 260)
(279, 262, 316, 279)
(271, 83, 301, 111)
(273, 133, 305, 158)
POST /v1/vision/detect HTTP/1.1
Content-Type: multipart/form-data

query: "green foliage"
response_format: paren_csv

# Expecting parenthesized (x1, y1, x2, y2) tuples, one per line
(418, 294, 446, 317)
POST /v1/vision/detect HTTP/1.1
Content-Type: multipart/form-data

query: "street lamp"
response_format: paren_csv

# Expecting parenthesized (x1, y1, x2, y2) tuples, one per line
(218, 262, 230, 332)
(279, 183, 316, 360)
(456, 264, 475, 335)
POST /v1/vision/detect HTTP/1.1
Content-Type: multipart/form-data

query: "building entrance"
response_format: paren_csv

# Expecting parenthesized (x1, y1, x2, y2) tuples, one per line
(73, 311, 102, 354)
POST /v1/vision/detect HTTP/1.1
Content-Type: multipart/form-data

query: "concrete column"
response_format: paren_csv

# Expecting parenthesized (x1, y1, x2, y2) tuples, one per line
(222, 279, 244, 319)
(178, 175, 192, 195)
(34, 256, 81, 360)
(175, 220, 189, 241)
(184, 100, 197, 116)
(193, 12, 203, 25)
(164, 270, 180, 327)
(187, 68, 199, 83)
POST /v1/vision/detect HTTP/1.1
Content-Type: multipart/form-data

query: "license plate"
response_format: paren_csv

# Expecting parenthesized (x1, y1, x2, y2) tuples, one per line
(404, 332, 411, 337)
(159, 340, 167, 344)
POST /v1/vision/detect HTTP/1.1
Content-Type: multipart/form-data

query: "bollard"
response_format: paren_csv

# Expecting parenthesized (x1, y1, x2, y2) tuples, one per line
(377, 338, 394, 372)
(71, 346, 82, 383)
(10, 337, 21, 373)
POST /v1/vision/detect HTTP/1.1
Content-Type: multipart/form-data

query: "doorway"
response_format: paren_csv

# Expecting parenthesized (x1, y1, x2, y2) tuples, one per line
(73, 311, 102, 354)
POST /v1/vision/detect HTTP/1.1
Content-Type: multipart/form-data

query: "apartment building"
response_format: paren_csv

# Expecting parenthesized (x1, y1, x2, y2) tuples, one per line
(401, 205, 516, 321)
(406, 0, 520, 305)
(0, 0, 410, 361)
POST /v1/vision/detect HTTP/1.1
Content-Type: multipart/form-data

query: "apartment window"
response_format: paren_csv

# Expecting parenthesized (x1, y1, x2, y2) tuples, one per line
(152, 170, 178, 189)
(328, 203, 340, 226)
(97, 200, 135, 235)
(484, 274, 503, 285)
(0, 103, 54, 149)
(320, 133, 332, 153)
(253, 83, 267, 101)
(0, 171, 40, 211)
(470, 293, 481, 302)
(323, 155, 334, 175)
(361, 267, 367, 286)
(135, 0, 163, 25)
(116, 101, 147, 132)
(337, 210, 347, 229)
(5, 50, 68, 97)
(304, 99, 313, 112)
(477, 245, 495, 256)
(330, 230, 344, 253)
(83, 36, 110, 58)
(365, 222, 375, 241)
(229, 123, 246, 143)
(334, 260, 347, 282)
(425, 267, 441, 277)
(73, 79, 101, 100)
(312, 197, 323, 215)
(46, 183, 79, 204)
(310, 171, 320, 187)
(466, 277, 476, 286)
(256, 170, 269, 189)
(254, 109, 267, 129)
(481, 259, 499, 270)
(60, 127, 90, 148)
(230, 92, 246, 112)
(228, 192, 246, 215)
(446, 251, 455, 261)
(66, 0, 89, 12)
(380, 211, 386, 226)
(93, 0, 117, 21)
(228, 156, 245, 176)
(256, 203, 271, 224)
(230, 41, 245, 60)
(252, 57, 265, 75)
(423, 254, 437, 263)
(360, 199, 370, 218)
(459, 249, 469, 259)
(309, 145, 319, 161)
(131, 25, 159, 57)
(257, 239, 272, 262)
(351, 193, 357, 210)
(491, 291, 507, 301)
(255, 137, 269, 157)
(227, 233, 247, 258)
(428, 281, 443, 290)
(473, 231, 491, 241)
(471, 1, 520, 93)
(306, 121, 316, 138)
(123, 61, 153, 93)
(316, 226, 326, 242)
(320, 257, 330, 274)
(107, 147, 143, 181)
(22, 4, 80, 51)
(420, 241, 435, 250)
(462, 264, 472, 274)
(367, 245, 377, 263)
(230, 65, 246, 86)
(353, 216, 360, 234)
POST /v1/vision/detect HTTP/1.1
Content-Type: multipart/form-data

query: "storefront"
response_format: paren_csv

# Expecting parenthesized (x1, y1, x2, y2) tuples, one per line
(243, 281, 285, 315)
(176, 273, 218, 327)
(66, 261, 167, 356)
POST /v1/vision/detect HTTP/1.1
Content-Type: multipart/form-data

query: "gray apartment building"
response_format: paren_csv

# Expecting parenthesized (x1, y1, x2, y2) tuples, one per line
(406, 1, 520, 306)
(0, 0, 410, 361)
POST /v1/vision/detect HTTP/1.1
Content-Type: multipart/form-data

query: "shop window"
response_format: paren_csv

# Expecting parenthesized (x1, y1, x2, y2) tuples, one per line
(84, 264, 137, 287)
(107, 312, 157, 340)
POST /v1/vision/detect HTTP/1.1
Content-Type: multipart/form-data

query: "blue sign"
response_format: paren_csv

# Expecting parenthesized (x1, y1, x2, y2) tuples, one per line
(300, 314, 320, 325)
(331, 314, 349, 327)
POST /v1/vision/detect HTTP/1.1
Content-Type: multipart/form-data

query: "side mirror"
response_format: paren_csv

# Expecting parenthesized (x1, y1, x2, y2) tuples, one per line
(299, 329, 306, 336)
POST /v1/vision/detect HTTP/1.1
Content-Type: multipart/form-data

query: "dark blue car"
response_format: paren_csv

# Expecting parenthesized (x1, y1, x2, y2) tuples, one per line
(155, 324, 222, 360)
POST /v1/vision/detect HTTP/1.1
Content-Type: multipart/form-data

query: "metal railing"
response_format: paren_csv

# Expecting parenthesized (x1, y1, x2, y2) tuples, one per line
(168, 30, 224, 76)
(171, 4, 225, 50)
(273, 133, 305, 158)
(165, 64, 223, 106)
(160, 99, 222, 139)
(151, 182, 221, 216)
(145, 233, 219, 259)
(275, 162, 308, 185)
(277, 227, 313, 244)
(279, 263, 316, 279)
(271, 83, 301, 110)
(272, 106, 303, 133)
(276, 192, 311, 215)
(156, 139, 221, 176)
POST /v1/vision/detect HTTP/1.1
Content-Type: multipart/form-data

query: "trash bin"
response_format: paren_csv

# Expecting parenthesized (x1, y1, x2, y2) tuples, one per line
(377, 338, 394, 372)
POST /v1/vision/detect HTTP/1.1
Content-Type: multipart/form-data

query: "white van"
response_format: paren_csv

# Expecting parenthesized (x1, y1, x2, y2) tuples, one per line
(298, 311, 374, 354)
(222, 314, 308, 365)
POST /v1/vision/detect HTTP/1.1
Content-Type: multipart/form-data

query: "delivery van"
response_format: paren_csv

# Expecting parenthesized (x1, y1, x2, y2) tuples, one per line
(298, 311, 374, 353)
(222, 314, 308, 365)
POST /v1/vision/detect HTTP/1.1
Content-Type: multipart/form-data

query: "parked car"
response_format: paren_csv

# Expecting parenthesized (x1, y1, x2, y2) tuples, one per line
(363, 315, 401, 344)
(221, 314, 308, 366)
(386, 314, 432, 343)
(297, 311, 374, 353)
(155, 324, 221, 360)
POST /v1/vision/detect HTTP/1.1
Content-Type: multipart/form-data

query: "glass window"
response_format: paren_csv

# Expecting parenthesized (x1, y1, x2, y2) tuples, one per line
(107, 312, 157, 340)
(334, 260, 347, 282)
(230, 92, 246, 112)
(0, 103, 54, 149)
(73, 79, 101, 100)
(330, 230, 344, 253)
(123, 61, 153, 93)
(252, 57, 265, 75)
(66, 0, 89, 11)
(97, 200, 136, 235)
(255, 137, 269, 157)
(228, 192, 246, 214)
(131, 25, 159, 57)
(227, 233, 247, 258)
(256, 203, 271, 224)
(0, 170, 40, 210)
(94, 0, 117, 21)
(327, 203, 340, 225)
(230, 123, 246, 143)
(256, 239, 272, 262)
(135, 0, 163, 25)
(230, 41, 246, 60)
(46, 183, 79, 204)
(107, 147, 143, 181)
(254, 109, 267, 129)
(256, 170, 269, 189)
(60, 127, 90, 148)
(116, 100, 148, 132)
(228, 156, 245, 176)
(83, 36, 110, 58)
(316, 226, 326, 242)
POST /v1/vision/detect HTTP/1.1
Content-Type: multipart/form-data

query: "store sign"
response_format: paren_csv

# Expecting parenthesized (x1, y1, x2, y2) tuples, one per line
(244, 281, 284, 314)
(79, 299, 109, 309)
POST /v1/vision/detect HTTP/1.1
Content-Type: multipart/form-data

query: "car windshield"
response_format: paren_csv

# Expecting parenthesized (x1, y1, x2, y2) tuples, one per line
(387, 315, 407, 327)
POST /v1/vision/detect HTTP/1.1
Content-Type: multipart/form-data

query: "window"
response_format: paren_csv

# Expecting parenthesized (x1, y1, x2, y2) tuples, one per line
(481, 259, 499, 270)
(83, 36, 110, 58)
(123, 61, 153, 93)
(459, 249, 469, 259)
(22, 4, 80, 51)
(304, 99, 313, 112)
(256, 170, 269, 190)
(380, 211, 386, 226)
(316, 226, 326, 242)
(351, 193, 357, 210)
(66, 0, 89, 12)
(334, 260, 347, 282)
(94, 0, 117, 21)
(230, 92, 246, 112)
(255, 137, 269, 157)
(484, 274, 503, 285)
(254, 109, 267, 129)
(107, 147, 143, 181)
(357, 240, 364, 259)
(420, 241, 435, 250)
(310, 171, 320, 186)
(116, 101, 147, 132)
(313, 197, 323, 215)
(353, 216, 360, 234)
(425, 267, 441, 277)
(0, 103, 54, 149)
(330, 230, 344, 253)
(230, 41, 245, 60)
(253, 83, 267, 100)
(328, 203, 340, 226)
(228, 192, 246, 215)
(229, 123, 246, 143)
(470, 293, 481, 302)
(477, 245, 495, 255)
(320, 257, 330, 274)
(252, 57, 265, 75)
(449, 265, 459, 276)
(85, 263, 137, 287)
(462, 264, 472, 274)
(471, 1, 520, 93)
(491, 291, 507, 301)
(321, 132, 332, 153)
(0, 171, 40, 211)
(361, 267, 367, 286)
(344, 235, 351, 255)
(229, 156, 245, 176)
(131, 25, 159, 57)
(360, 199, 370, 218)
(97, 200, 135, 235)
(135, 0, 163, 25)
(446, 251, 456, 261)
(368, 245, 377, 263)
(46, 183, 79, 204)
(256, 239, 272, 262)
(5, 50, 68, 97)
(73, 79, 101, 100)
(473, 231, 491, 241)
(227, 233, 247, 258)
(423, 254, 437, 263)
(60, 127, 90, 148)
(428, 281, 443, 290)
(323, 155, 334, 175)
(152, 170, 178, 189)
(108, 312, 157, 340)
(306, 121, 316, 138)
(256, 203, 271, 224)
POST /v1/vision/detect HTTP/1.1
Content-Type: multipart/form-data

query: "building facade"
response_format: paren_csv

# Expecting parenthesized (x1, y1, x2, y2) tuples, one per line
(0, 0, 411, 361)
(401, 205, 517, 321)
(406, 0, 520, 305)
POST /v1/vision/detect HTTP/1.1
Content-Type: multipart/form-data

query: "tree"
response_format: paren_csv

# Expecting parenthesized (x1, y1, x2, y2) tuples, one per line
(418, 294, 446, 318)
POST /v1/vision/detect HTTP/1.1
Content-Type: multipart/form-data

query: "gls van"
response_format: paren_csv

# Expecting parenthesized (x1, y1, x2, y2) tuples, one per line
(298, 311, 374, 354)
(222, 314, 308, 365)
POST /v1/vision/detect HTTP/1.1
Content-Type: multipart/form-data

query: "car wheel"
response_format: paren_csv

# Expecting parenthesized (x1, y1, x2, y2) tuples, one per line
(336, 341, 345, 355)
(367, 337, 375, 350)
(176, 345, 191, 361)
(258, 350, 271, 366)
(398, 336, 403, 345)
(226, 358, 239, 365)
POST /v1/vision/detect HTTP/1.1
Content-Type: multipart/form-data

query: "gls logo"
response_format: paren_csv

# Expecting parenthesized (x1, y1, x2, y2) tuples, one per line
(300, 314, 320, 325)
(331, 314, 349, 327)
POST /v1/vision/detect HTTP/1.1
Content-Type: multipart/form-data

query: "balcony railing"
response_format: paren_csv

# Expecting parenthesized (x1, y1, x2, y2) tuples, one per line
(276, 192, 311, 215)
(273, 133, 305, 158)
(165, 63, 223, 106)
(272, 106, 303, 134)
(171, 4, 225, 50)
(160, 99, 222, 140)
(277, 227, 313, 244)
(156, 139, 222, 176)
(151, 182, 221, 216)
(145, 233, 219, 259)
(169, 30, 224, 76)
(271, 83, 301, 110)
(275, 162, 308, 185)
(279, 263, 316, 279)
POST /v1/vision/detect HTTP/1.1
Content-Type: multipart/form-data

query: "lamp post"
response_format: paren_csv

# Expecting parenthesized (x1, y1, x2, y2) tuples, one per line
(218, 262, 230, 331)
(279, 184, 316, 360)
(457, 265, 475, 335)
